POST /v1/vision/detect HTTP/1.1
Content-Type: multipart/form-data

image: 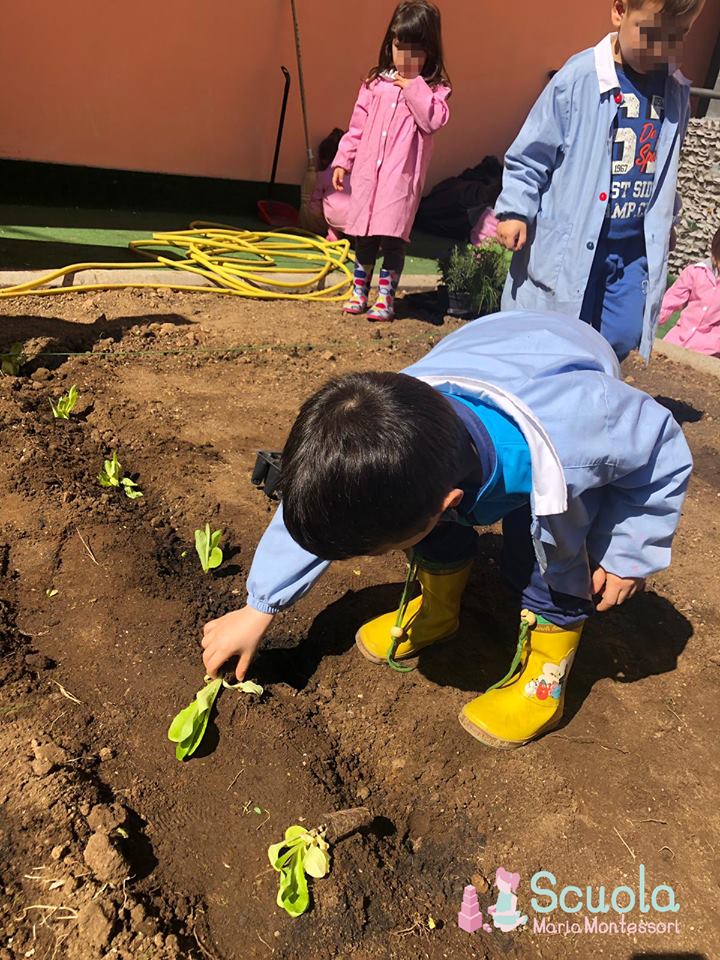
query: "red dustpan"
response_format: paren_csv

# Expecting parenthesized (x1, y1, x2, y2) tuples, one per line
(257, 199, 298, 228)
(258, 66, 299, 229)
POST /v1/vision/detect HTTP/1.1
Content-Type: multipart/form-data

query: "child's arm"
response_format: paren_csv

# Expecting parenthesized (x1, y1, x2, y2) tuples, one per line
(658, 265, 694, 325)
(333, 83, 374, 176)
(495, 74, 571, 250)
(201, 504, 331, 680)
(399, 77, 450, 134)
(586, 382, 693, 586)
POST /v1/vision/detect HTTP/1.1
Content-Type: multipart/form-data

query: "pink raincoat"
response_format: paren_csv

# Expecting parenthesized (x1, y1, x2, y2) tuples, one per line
(306, 166, 352, 239)
(659, 260, 720, 357)
(333, 72, 450, 242)
(470, 207, 500, 246)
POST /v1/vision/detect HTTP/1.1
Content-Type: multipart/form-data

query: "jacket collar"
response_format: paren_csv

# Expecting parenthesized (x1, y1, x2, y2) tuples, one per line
(593, 32, 691, 94)
(416, 375, 568, 516)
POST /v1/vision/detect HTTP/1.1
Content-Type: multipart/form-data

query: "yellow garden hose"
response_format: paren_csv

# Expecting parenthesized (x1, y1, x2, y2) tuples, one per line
(0, 222, 354, 302)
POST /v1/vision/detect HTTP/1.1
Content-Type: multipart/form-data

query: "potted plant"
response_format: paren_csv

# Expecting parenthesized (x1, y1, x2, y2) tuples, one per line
(439, 241, 511, 319)
(472, 240, 512, 316)
(439, 244, 477, 319)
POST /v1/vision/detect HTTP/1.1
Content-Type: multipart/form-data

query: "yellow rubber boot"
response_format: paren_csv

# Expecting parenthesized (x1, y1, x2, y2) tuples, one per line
(355, 562, 472, 664)
(459, 611, 584, 749)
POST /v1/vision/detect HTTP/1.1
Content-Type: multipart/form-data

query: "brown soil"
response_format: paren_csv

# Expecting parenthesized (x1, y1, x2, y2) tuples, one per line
(0, 290, 718, 960)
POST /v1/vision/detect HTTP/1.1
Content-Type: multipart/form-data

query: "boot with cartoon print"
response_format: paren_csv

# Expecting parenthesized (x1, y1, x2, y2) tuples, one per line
(367, 268, 400, 322)
(343, 262, 374, 315)
(459, 610, 584, 749)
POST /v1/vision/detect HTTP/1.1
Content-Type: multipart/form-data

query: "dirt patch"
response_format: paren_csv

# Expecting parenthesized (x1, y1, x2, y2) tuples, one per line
(0, 291, 719, 960)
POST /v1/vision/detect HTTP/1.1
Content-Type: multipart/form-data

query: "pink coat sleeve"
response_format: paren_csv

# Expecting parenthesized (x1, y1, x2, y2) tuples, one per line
(333, 83, 373, 173)
(402, 77, 450, 134)
(659, 266, 695, 325)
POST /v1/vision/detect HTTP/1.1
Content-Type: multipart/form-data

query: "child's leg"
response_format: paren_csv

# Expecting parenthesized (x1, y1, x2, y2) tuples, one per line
(580, 225, 647, 361)
(355, 522, 476, 663)
(367, 237, 406, 322)
(460, 505, 592, 748)
(596, 252, 648, 361)
(500, 504, 594, 625)
(343, 236, 380, 315)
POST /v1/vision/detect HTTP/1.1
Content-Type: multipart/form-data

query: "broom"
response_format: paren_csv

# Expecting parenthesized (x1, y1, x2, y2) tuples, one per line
(290, 0, 317, 230)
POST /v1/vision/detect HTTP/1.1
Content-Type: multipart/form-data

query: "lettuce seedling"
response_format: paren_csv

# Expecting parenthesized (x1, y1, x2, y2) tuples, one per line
(168, 677, 222, 761)
(49, 384, 78, 420)
(268, 826, 331, 917)
(98, 451, 143, 499)
(168, 676, 263, 761)
(195, 523, 223, 573)
(0, 343, 24, 376)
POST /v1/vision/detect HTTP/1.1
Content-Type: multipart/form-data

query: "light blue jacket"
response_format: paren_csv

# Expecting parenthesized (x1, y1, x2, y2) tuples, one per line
(496, 34, 691, 360)
(245, 311, 692, 614)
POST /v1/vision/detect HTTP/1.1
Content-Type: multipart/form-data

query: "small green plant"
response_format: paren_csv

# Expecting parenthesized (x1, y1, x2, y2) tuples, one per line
(49, 384, 79, 420)
(439, 241, 511, 316)
(472, 240, 512, 314)
(168, 675, 263, 761)
(195, 523, 223, 573)
(0, 343, 24, 376)
(268, 825, 331, 917)
(98, 451, 143, 499)
(439, 244, 478, 297)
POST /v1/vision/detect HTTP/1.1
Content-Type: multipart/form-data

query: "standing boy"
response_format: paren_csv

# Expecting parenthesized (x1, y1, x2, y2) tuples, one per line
(496, 0, 706, 360)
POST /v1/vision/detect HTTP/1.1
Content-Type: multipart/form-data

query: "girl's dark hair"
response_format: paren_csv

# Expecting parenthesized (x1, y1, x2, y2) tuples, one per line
(367, 1, 450, 89)
(712, 226, 720, 262)
(318, 128, 345, 171)
(280, 372, 470, 560)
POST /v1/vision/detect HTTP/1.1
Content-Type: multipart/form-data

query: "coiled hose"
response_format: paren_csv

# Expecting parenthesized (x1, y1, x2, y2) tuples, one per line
(0, 222, 354, 302)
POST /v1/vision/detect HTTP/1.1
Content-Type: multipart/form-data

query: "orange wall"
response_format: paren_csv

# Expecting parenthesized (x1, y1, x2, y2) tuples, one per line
(0, 1, 718, 188)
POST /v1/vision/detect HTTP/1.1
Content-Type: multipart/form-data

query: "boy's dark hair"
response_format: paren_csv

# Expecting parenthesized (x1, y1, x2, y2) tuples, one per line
(712, 226, 720, 262)
(628, 0, 703, 14)
(367, 1, 450, 89)
(280, 372, 470, 559)
(318, 128, 345, 172)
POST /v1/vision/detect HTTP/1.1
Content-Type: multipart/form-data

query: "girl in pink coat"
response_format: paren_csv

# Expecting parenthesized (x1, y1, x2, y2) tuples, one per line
(332, 1, 451, 321)
(659, 227, 720, 358)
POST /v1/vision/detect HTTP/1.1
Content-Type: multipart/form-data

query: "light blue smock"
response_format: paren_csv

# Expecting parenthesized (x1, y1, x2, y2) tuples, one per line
(496, 34, 691, 360)
(245, 311, 692, 615)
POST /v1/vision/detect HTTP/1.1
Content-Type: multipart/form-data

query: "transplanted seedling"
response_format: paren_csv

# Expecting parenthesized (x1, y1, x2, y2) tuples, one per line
(49, 384, 78, 420)
(168, 675, 263, 761)
(195, 523, 223, 573)
(98, 451, 143, 499)
(0, 343, 24, 376)
(268, 825, 331, 917)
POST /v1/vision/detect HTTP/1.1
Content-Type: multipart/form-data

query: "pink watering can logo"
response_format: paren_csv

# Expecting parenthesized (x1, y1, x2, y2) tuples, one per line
(458, 867, 528, 935)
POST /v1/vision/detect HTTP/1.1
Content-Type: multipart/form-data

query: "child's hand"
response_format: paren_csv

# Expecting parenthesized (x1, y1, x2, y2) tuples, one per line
(497, 219, 527, 252)
(591, 567, 645, 612)
(332, 167, 347, 191)
(202, 606, 274, 681)
(393, 74, 412, 89)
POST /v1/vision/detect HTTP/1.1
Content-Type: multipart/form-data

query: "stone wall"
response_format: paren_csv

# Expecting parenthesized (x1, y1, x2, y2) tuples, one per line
(670, 117, 720, 273)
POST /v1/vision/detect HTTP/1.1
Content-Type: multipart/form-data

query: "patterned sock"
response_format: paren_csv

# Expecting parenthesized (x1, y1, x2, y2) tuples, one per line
(343, 263, 373, 314)
(367, 268, 400, 321)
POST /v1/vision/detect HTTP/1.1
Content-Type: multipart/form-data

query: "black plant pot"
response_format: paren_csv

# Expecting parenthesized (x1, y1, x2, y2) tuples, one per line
(446, 289, 475, 319)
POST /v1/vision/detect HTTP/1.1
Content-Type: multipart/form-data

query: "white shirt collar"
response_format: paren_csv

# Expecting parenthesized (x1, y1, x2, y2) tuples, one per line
(593, 33, 691, 94)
